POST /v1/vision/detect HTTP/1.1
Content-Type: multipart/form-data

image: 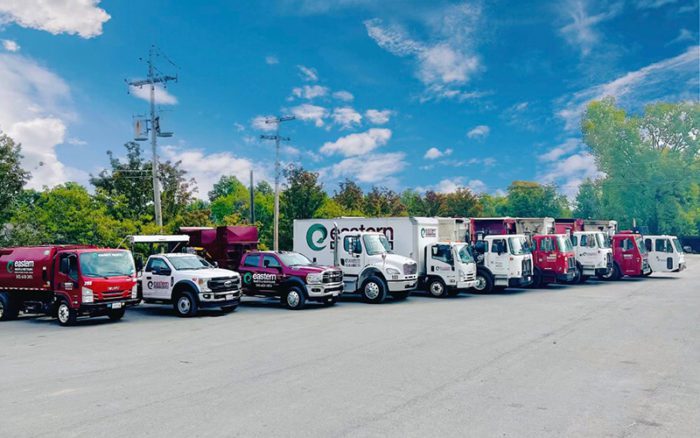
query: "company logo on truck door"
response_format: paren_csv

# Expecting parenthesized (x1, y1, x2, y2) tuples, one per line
(420, 227, 437, 238)
(6, 260, 34, 278)
(306, 223, 395, 251)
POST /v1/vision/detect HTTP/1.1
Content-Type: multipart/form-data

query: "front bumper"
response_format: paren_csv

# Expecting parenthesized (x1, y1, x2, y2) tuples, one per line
(387, 276, 418, 292)
(80, 298, 140, 314)
(556, 268, 576, 282)
(456, 279, 478, 289)
(198, 289, 242, 308)
(306, 282, 343, 300)
(508, 276, 532, 288)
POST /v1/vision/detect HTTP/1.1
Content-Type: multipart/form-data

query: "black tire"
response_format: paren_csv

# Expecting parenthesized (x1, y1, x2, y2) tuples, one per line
(569, 265, 582, 284)
(174, 290, 198, 317)
(108, 308, 126, 321)
(323, 296, 338, 306)
(0, 292, 19, 321)
(493, 286, 507, 292)
(579, 275, 590, 283)
(221, 305, 238, 313)
(283, 286, 306, 310)
(56, 300, 77, 326)
(600, 263, 621, 281)
(361, 276, 387, 304)
(427, 278, 448, 298)
(472, 270, 494, 294)
(531, 269, 543, 288)
(391, 291, 410, 301)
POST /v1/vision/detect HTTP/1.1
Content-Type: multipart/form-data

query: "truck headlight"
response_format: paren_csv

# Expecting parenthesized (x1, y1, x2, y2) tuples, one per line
(306, 273, 323, 284)
(386, 267, 400, 275)
(131, 285, 138, 299)
(197, 278, 210, 291)
(82, 287, 94, 303)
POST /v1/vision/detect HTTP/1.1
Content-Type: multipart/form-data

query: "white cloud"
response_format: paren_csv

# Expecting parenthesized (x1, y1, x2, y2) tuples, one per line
(265, 55, 279, 65)
(365, 109, 393, 124)
(161, 145, 270, 200)
(416, 177, 486, 194)
(668, 28, 695, 46)
(558, 0, 622, 57)
(364, 4, 483, 102)
(320, 128, 391, 157)
(67, 137, 87, 146)
(290, 103, 328, 127)
(331, 107, 362, 129)
(467, 125, 490, 139)
(129, 84, 178, 105)
(636, 0, 677, 9)
(332, 90, 354, 101)
(424, 147, 452, 159)
(297, 64, 318, 81)
(326, 152, 406, 184)
(233, 122, 245, 132)
(557, 45, 700, 130)
(0, 0, 110, 38)
(538, 138, 604, 198)
(251, 115, 277, 132)
(291, 84, 328, 99)
(539, 138, 580, 162)
(1, 39, 19, 52)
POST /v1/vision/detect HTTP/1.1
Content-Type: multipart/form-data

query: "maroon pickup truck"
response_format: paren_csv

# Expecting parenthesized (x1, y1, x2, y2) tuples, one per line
(238, 251, 343, 310)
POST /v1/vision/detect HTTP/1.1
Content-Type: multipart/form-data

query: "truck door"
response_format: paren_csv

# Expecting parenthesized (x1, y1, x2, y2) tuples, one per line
(340, 235, 363, 291)
(55, 253, 79, 305)
(617, 237, 637, 274)
(485, 238, 509, 278)
(536, 236, 557, 273)
(143, 257, 172, 299)
(428, 244, 456, 285)
(261, 254, 284, 291)
(577, 234, 596, 266)
(240, 254, 261, 291)
(651, 238, 674, 271)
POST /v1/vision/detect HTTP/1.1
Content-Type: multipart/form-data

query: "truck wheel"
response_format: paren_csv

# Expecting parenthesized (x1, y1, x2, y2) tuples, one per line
(643, 269, 653, 277)
(427, 278, 448, 298)
(174, 291, 198, 317)
(284, 286, 306, 310)
(361, 276, 387, 304)
(0, 292, 19, 321)
(108, 308, 126, 321)
(569, 266, 582, 284)
(579, 275, 590, 283)
(531, 269, 543, 288)
(391, 291, 410, 301)
(221, 305, 238, 313)
(473, 271, 493, 294)
(56, 300, 77, 326)
(323, 296, 338, 306)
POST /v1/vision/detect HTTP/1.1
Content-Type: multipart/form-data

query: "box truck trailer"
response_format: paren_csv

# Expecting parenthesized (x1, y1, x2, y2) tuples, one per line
(0, 245, 140, 326)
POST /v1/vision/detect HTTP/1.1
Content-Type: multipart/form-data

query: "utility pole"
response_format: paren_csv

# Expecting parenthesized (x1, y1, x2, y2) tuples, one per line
(128, 46, 177, 232)
(260, 115, 295, 251)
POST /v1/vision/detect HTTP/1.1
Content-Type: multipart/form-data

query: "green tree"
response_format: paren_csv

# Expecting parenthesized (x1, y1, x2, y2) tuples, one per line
(400, 189, 427, 216)
(279, 165, 327, 249)
(505, 181, 568, 217)
(0, 133, 30, 222)
(573, 179, 603, 219)
(479, 193, 509, 217)
(333, 179, 364, 214)
(363, 187, 407, 217)
(442, 188, 483, 217)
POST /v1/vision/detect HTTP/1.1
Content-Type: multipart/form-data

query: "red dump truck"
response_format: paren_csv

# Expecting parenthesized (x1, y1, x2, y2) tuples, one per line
(0, 245, 139, 326)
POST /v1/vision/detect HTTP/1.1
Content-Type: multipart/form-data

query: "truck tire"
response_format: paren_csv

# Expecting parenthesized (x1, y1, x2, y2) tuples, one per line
(283, 286, 306, 310)
(569, 265, 582, 284)
(221, 305, 238, 313)
(579, 275, 590, 283)
(56, 300, 77, 326)
(108, 308, 126, 321)
(0, 292, 19, 321)
(391, 291, 410, 301)
(323, 296, 338, 306)
(361, 276, 387, 304)
(600, 263, 621, 281)
(174, 290, 198, 317)
(473, 270, 494, 294)
(531, 269, 543, 288)
(427, 278, 448, 298)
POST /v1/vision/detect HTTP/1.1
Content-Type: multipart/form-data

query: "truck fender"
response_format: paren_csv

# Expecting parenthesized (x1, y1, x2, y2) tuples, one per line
(172, 280, 199, 301)
(476, 265, 493, 279)
(281, 277, 308, 296)
(359, 267, 386, 288)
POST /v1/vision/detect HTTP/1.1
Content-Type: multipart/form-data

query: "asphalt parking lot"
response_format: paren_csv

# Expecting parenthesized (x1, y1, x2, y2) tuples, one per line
(1, 256, 699, 437)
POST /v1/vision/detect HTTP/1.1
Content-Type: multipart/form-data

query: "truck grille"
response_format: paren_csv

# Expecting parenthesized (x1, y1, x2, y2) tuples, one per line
(208, 276, 241, 292)
(323, 270, 343, 283)
(567, 257, 575, 269)
(403, 262, 417, 275)
(522, 259, 533, 275)
(100, 290, 127, 300)
(606, 253, 613, 267)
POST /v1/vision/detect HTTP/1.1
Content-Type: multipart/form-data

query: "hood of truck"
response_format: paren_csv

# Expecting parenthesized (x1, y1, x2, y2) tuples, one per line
(177, 268, 240, 279)
(286, 265, 338, 275)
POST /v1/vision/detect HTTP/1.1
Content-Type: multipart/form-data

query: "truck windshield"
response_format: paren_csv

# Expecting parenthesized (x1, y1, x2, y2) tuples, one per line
(557, 236, 574, 252)
(596, 233, 610, 248)
(166, 255, 212, 270)
(363, 234, 392, 255)
(635, 237, 647, 254)
(456, 245, 474, 264)
(279, 252, 313, 266)
(508, 237, 531, 255)
(672, 238, 683, 253)
(80, 251, 135, 278)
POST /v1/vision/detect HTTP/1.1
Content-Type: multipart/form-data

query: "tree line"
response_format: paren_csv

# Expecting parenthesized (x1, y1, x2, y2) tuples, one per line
(1, 99, 698, 250)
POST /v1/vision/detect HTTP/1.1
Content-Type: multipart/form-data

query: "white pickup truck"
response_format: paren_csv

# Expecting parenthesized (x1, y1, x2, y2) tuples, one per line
(140, 253, 242, 317)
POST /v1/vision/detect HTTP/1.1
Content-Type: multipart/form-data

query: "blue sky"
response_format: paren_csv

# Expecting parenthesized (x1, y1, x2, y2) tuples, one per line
(0, 0, 698, 199)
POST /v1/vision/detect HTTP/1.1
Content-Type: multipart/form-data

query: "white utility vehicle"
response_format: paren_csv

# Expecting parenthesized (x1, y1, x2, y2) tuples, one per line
(643, 235, 686, 273)
(570, 231, 613, 282)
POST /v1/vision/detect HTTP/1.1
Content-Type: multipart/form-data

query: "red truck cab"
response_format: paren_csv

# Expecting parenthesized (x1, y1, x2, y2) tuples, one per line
(530, 234, 577, 287)
(607, 232, 651, 280)
(238, 251, 343, 310)
(0, 246, 140, 326)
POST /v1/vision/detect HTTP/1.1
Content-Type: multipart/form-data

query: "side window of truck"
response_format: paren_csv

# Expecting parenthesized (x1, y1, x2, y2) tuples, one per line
(344, 236, 361, 254)
(243, 254, 260, 268)
(263, 255, 281, 268)
(619, 238, 632, 251)
(540, 237, 554, 252)
(145, 258, 167, 273)
(431, 244, 452, 264)
(571, 235, 578, 246)
(491, 239, 506, 254)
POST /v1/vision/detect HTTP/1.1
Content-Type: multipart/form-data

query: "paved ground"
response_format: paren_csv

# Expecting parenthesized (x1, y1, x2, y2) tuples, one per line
(1, 256, 699, 437)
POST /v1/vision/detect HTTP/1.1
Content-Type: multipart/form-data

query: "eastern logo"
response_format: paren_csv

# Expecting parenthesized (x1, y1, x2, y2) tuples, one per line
(6, 260, 14, 273)
(243, 272, 253, 285)
(306, 223, 328, 251)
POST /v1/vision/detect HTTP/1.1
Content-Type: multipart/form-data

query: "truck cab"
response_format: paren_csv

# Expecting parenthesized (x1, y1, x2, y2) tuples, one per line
(571, 231, 613, 282)
(643, 235, 686, 273)
(423, 242, 478, 297)
(335, 231, 418, 303)
(606, 232, 651, 280)
(529, 234, 577, 287)
(141, 253, 242, 317)
(471, 234, 534, 293)
(238, 251, 343, 310)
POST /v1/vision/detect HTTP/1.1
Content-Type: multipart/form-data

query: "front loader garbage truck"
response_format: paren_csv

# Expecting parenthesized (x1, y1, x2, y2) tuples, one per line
(604, 231, 651, 280)
(294, 218, 419, 303)
(0, 245, 140, 326)
(643, 235, 686, 274)
(570, 231, 613, 282)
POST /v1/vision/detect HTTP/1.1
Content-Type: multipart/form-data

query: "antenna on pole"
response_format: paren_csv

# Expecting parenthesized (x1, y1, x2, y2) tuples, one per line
(260, 115, 295, 251)
(127, 45, 178, 232)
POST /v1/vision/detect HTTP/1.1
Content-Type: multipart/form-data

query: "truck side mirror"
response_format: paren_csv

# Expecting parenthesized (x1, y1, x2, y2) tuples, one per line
(213, 261, 219, 268)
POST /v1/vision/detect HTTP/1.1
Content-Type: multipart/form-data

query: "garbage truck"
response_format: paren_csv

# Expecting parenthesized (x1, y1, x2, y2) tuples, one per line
(642, 235, 686, 274)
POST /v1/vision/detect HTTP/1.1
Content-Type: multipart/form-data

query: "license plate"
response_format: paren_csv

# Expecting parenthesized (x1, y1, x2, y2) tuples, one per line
(225, 294, 234, 300)
(111, 302, 123, 309)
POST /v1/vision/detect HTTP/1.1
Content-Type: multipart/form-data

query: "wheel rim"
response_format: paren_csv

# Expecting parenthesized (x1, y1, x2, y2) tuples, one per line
(58, 304, 70, 323)
(177, 297, 191, 314)
(602, 268, 613, 279)
(287, 291, 300, 307)
(430, 282, 444, 296)
(474, 275, 486, 291)
(364, 282, 380, 300)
